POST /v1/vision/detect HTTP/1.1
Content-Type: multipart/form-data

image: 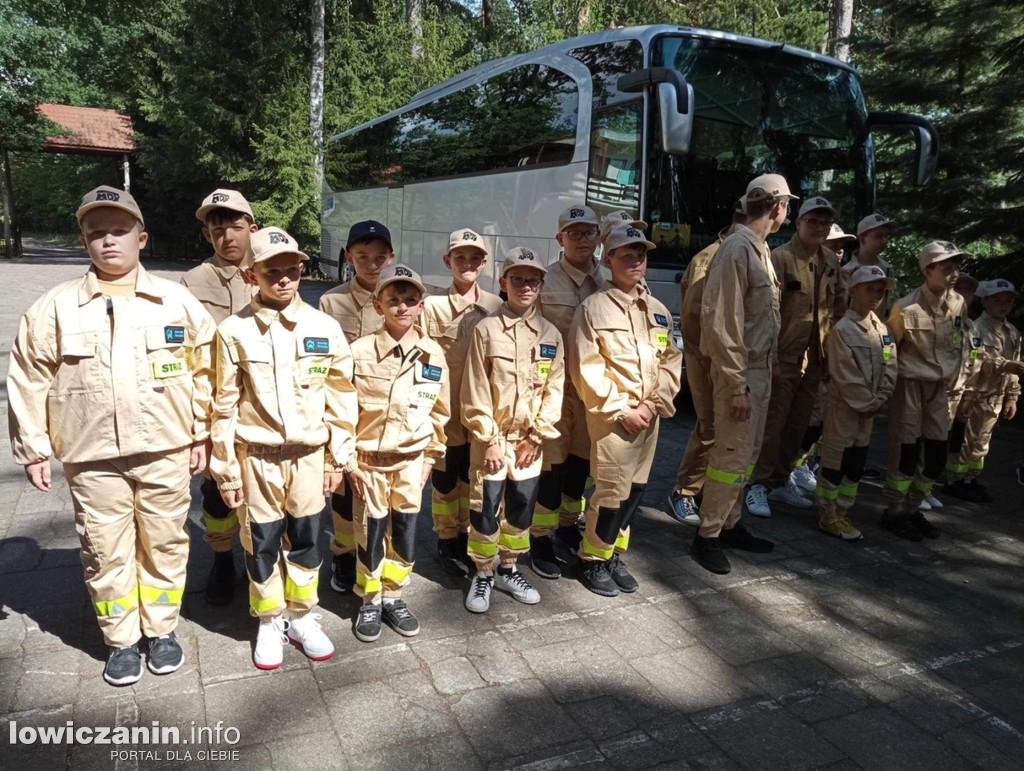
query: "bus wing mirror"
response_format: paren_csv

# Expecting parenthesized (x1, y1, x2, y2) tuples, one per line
(618, 68, 694, 155)
(869, 111, 939, 186)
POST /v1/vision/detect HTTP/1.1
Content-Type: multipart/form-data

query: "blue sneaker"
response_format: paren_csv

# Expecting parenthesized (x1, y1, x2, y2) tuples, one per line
(667, 492, 701, 526)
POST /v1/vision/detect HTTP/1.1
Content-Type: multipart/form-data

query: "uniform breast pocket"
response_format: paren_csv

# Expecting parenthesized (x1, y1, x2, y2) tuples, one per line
(409, 363, 444, 429)
(185, 285, 229, 314)
(354, 358, 391, 404)
(533, 342, 558, 388)
(903, 313, 936, 347)
(591, 315, 633, 359)
(145, 326, 192, 386)
(295, 336, 332, 391)
(54, 331, 101, 395)
(486, 339, 518, 385)
(230, 339, 273, 386)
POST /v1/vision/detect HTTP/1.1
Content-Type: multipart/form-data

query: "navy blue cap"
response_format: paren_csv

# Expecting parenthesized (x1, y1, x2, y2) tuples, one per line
(346, 220, 392, 250)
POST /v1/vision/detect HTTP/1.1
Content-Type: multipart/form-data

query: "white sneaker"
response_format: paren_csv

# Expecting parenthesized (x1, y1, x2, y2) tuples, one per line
(466, 572, 493, 613)
(495, 567, 541, 605)
(254, 616, 289, 670)
(745, 484, 772, 517)
(767, 480, 814, 509)
(287, 613, 335, 662)
(925, 493, 943, 509)
(791, 465, 817, 493)
(918, 498, 932, 511)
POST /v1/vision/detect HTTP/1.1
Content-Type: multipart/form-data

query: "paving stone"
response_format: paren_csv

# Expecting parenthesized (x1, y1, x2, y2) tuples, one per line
(968, 678, 1024, 728)
(581, 602, 697, 658)
(492, 739, 607, 770)
(942, 724, 1023, 771)
(263, 730, 350, 769)
(563, 695, 639, 741)
(196, 630, 307, 685)
(521, 635, 638, 704)
(13, 647, 84, 710)
(737, 653, 838, 699)
(315, 642, 420, 690)
(597, 728, 679, 769)
(355, 730, 483, 771)
(430, 655, 488, 695)
(631, 645, 758, 713)
(680, 612, 801, 666)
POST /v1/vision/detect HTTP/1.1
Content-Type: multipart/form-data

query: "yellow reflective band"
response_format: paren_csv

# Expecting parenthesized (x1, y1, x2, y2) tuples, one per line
(205, 513, 238, 534)
(94, 592, 139, 618)
(532, 510, 559, 527)
(499, 532, 530, 551)
(561, 497, 586, 514)
(467, 539, 498, 557)
(911, 477, 934, 495)
(139, 585, 184, 605)
(355, 573, 382, 594)
(432, 498, 460, 517)
(381, 560, 413, 585)
(887, 478, 913, 493)
(746, 464, 755, 476)
(707, 465, 746, 485)
(968, 458, 985, 471)
(614, 532, 629, 551)
(582, 538, 614, 560)
(250, 593, 284, 613)
(459, 496, 472, 511)
(584, 476, 595, 491)
(946, 460, 969, 474)
(838, 484, 859, 498)
(816, 486, 840, 501)
(334, 531, 356, 547)
(285, 575, 318, 601)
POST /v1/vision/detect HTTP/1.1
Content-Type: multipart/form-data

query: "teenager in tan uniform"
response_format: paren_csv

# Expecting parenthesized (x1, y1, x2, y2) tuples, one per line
(8, 186, 215, 685)
(668, 198, 746, 526)
(422, 228, 501, 576)
(883, 241, 969, 540)
(746, 196, 842, 517)
(319, 221, 393, 593)
(842, 214, 898, 319)
(348, 265, 449, 642)
(461, 248, 565, 612)
(181, 189, 258, 605)
(945, 280, 1020, 501)
(212, 227, 357, 669)
(530, 205, 605, 579)
(816, 266, 898, 540)
(570, 225, 682, 595)
(691, 174, 791, 575)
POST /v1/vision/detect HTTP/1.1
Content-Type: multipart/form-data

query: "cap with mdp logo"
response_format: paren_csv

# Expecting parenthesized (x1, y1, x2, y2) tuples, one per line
(918, 240, 968, 270)
(447, 228, 488, 256)
(557, 205, 599, 232)
(976, 279, 1019, 298)
(76, 185, 145, 228)
(744, 174, 798, 204)
(346, 220, 392, 250)
(599, 210, 648, 239)
(604, 224, 657, 253)
(250, 227, 309, 263)
(195, 189, 254, 222)
(856, 213, 892, 237)
(826, 223, 857, 242)
(502, 247, 547, 275)
(848, 265, 896, 290)
(375, 264, 426, 296)
(797, 196, 837, 219)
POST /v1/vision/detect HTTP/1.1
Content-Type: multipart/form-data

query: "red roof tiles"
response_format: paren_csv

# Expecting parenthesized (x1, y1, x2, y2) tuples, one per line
(37, 103, 135, 154)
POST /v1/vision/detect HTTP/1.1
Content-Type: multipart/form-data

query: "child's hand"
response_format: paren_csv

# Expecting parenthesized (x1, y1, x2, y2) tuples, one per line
(484, 443, 505, 474)
(1004, 400, 1018, 421)
(190, 440, 212, 476)
(347, 468, 370, 501)
(515, 437, 540, 468)
(24, 458, 51, 492)
(419, 462, 432, 489)
(222, 489, 245, 509)
(324, 470, 345, 495)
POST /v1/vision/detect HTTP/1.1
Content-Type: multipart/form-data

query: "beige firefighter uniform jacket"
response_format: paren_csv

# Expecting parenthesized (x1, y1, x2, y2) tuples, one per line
(180, 254, 255, 326)
(826, 309, 899, 413)
(539, 255, 605, 340)
(319, 279, 383, 344)
(966, 312, 1021, 406)
(772, 236, 842, 365)
(842, 254, 897, 320)
(887, 285, 968, 387)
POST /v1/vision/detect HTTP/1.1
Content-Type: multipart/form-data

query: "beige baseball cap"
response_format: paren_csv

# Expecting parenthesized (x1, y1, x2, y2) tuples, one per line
(375, 264, 426, 296)
(76, 185, 145, 228)
(848, 264, 896, 290)
(919, 240, 967, 270)
(250, 227, 309, 264)
(558, 205, 599, 232)
(502, 247, 547, 275)
(856, 213, 891, 237)
(798, 196, 836, 219)
(600, 210, 648, 239)
(734, 195, 747, 214)
(826, 223, 857, 242)
(604, 224, 656, 253)
(447, 228, 488, 255)
(745, 174, 798, 203)
(977, 279, 1019, 298)
(196, 189, 254, 222)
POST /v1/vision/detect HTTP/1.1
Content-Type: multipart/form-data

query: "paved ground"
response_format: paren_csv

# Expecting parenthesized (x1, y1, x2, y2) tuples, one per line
(3, 247, 1024, 770)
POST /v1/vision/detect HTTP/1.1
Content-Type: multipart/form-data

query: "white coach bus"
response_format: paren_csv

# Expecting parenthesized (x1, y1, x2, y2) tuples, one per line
(321, 24, 936, 314)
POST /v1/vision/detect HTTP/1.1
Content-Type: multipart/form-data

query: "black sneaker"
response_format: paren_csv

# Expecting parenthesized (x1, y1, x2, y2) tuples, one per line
(879, 511, 923, 541)
(437, 537, 470, 577)
(457, 531, 475, 574)
(942, 479, 989, 503)
(912, 512, 941, 539)
(104, 643, 143, 686)
(529, 536, 562, 579)
(204, 551, 236, 605)
(382, 599, 420, 637)
(147, 632, 184, 675)
(331, 553, 356, 593)
(579, 560, 619, 597)
(691, 534, 731, 575)
(551, 525, 582, 565)
(720, 523, 775, 553)
(862, 466, 881, 479)
(608, 554, 638, 593)
(354, 603, 382, 642)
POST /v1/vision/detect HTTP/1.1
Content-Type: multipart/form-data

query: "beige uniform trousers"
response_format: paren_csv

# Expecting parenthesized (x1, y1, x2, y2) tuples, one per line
(885, 378, 951, 507)
(752, 355, 823, 488)
(533, 386, 591, 537)
(820, 403, 874, 470)
(353, 452, 426, 602)
(468, 435, 542, 570)
(674, 347, 715, 496)
(579, 415, 659, 561)
(65, 447, 191, 648)
(699, 366, 772, 537)
(950, 405, 1002, 478)
(238, 444, 326, 619)
(430, 443, 471, 540)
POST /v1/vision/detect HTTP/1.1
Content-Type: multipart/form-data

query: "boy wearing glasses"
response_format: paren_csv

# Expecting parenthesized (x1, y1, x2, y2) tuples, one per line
(319, 221, 394, 594)
(746, 197, 843, 518)
(530, 205, 605, 579)
(462, 248, 564, 612)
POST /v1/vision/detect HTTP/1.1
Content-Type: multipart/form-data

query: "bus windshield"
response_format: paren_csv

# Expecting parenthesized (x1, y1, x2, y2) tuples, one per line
(647, 35, 873, 267)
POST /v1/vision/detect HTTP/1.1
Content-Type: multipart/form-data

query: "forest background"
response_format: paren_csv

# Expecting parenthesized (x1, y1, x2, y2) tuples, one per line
(1, 0, 1022, 283)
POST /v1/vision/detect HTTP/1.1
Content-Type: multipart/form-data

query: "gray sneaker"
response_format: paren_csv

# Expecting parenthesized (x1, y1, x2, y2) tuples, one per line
(666, 492, 700, 526)
(104, 643, 143, 686)
(147, 632, 184, 675)
(745, 484, 772, 517)
(767, 480, 813, 509)
(465, 573, 493, 613)
(495, 567, 541, 604)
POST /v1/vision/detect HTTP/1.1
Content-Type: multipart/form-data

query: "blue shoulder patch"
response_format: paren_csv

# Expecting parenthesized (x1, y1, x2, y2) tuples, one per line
(422, 364, 443, 381)
(540, 344, 558, 359)
(654, 313, 669, 327)
(164, 326, 185, 344)
(304, 337, 330, 353)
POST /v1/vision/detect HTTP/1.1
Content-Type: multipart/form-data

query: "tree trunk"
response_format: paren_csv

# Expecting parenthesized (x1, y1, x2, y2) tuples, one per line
(831, 0, 854, 62)
(482, 0, 494, 42)
(407, 0, 424, 60)
(1, 148, 14, 259)
(310, 0, 325, 207)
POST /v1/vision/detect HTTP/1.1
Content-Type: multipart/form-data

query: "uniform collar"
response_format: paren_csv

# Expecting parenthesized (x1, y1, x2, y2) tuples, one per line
(785, 235, 825, 262)
(499, 301, 542, 333)
(844, 308, 873, 332)
(373, 324, 428, 359)
(448, 282, 481, 314)
(920, 284, 951, 313)
(250, 293, 303, 327)
(605, 282, 648, 311)
(209, 253, 248, 280)
(559, 255, 601, 288)
(733, 224, 768, 254)
(79, 264, 163, 305)
(349, 278, 376, 308)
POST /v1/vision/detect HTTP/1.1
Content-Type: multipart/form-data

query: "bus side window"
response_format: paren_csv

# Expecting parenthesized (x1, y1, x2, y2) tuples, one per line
(587, 103, 642, 214)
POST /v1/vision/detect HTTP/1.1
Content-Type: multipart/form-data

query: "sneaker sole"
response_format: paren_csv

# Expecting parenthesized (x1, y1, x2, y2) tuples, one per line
(578, 579, 619, 598)
(354, 628, 382, 642)
(465, 602, 490, 614)
(330, 577, 354, 593)
(253, 658, 284, 670)
(818, 525, 864, 541)
(746, 507, 772, 518)
(768, 496, 814, 509)
(665, 495, 701, 527)
(147, 659, 184, 675)
(691, 555, 731, 575)
(529, 561, 562, 580)
(384, 622, 421, 638)
(612, 581, 638, 593)
(494, 586, 541, 605)
(288, 639, 336, 661)
(103, 671, 143, 686)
